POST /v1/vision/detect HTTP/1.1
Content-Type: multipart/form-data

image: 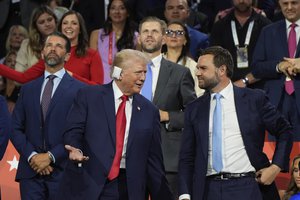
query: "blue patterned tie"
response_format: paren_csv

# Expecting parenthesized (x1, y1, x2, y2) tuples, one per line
(41, 75, 56, 121)
(141, 63, 152, 101)
(212, 93, 223, 173)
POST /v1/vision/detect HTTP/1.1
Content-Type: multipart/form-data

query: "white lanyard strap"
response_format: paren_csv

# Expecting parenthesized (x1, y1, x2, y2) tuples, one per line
(231, 20, 254, 47)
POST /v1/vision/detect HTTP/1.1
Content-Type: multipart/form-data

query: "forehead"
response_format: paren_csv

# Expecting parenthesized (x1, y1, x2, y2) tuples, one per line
(37, 12, 52, 20)
(294, 158, 300, 167)
(45, 35, 66, 45)
(280, 0, 300, 4)
(124, 57, 147, 69)
(111, 0, 125, 7)
(63, 14, 78, 21)
(141, 21, 162, 31)
(198, 54, 214, 64)
(168, 23, 184, 30)
(166, 0, 188, 7)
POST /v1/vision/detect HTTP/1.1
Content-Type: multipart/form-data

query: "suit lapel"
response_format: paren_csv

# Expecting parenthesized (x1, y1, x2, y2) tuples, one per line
(46, 73, 72, 119)
(34, 76, 44, 124)
(152, 58, 172, 105)
(198, 93, 210, 160)
(102, 83, 117, 144)
(278, 21, 290, 57)
(126, 94, 141, 152)
(233, 87, 249, 137)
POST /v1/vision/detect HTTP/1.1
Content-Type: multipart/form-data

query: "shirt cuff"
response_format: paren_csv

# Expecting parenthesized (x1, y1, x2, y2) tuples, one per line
(48, 151, 55, 163)
(28, 151, 38, 163)
(179, 194, 191, 200)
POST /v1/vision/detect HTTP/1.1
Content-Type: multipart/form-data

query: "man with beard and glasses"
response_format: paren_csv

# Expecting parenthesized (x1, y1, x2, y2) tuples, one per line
(138, 16, 196, 199)
(10, 31, 85, 200)
(178, 46, 293, 200)
(210, 0, 271, 89)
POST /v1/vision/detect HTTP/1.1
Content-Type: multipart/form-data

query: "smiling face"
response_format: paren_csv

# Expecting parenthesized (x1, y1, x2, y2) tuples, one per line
(109, 0, 128, 24)
(279, 0, 300, 22)
(61, 14, 80, 45)
(36, 12, 56, 37)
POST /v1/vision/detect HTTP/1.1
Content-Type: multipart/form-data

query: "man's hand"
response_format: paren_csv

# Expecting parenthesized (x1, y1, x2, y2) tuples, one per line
(39, 166, 54, 176)
(29, 153, 51, 173)
(233, 79, 247, 88)
(159, 110, 169, 122)
(284, 57, 300, 76)
(256, 164, 281, 185)
(278, 60, 294, 78)
(65, 145, 89, 162)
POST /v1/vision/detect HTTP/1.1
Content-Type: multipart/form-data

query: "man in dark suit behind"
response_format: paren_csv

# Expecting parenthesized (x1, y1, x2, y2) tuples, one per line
(0, 95, 10, 160)
(252, 0, 300, 141)
(57, 49, 173, 200)
(178, 46, 293, 200)
(10, 31, 85, 200)
(138, 16, 196, 198)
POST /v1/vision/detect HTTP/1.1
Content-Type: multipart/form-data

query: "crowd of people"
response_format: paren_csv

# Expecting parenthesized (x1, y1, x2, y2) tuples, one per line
(0, 0, 300, 199)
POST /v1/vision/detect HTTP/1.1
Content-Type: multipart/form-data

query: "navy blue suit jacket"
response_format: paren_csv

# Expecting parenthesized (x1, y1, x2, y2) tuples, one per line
(178, 86, 292, 200)
(252, 20, 300, 126)
(58, 83, 173, 200)
(0, 95, 10, 160)
(10, 72, 85, 181)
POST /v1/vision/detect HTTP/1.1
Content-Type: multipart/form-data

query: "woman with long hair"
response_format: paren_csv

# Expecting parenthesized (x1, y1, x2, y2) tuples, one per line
(15, 5, 57, 72)
(0, 10, 104, 85)
(89, 0, 137, 83)
(162, 20, 203, 97)
(283, 155, 300, 200)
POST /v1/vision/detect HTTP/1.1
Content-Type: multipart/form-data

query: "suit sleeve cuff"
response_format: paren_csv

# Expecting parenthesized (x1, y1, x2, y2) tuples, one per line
(28, 151, 38, 163)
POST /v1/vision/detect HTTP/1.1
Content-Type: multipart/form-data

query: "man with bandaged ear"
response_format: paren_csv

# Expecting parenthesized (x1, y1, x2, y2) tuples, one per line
(58, 49, 174, 200)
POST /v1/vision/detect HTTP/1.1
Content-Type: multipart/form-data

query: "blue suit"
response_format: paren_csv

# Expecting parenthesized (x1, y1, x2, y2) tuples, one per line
(178, 86, 292, 200)
(252, 20, 300, 140)
(0, 95, 10, 160)
(58, 83, 173, 200)
(10, 72, 85, 199)
(187, 25, 209, 60)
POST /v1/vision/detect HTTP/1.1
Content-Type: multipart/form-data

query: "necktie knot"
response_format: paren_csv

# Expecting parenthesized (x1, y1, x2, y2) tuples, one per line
(291, 23, 297, 29)
(120, 95, 128, 102)
(47, 75, 56, 81)
(214, 93, 222, 100)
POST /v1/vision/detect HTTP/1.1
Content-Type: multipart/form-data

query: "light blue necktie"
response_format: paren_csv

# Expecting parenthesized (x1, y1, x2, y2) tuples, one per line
(212, 93, 223, 173)
(141, 63, 152, 101)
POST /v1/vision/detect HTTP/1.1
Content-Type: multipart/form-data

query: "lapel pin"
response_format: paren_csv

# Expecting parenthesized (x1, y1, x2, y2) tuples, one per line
(137, 106, 141, 111)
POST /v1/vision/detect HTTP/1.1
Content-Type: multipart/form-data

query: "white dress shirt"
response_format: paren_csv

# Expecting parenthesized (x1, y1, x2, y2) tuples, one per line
(112, 81, 133, 169)
(150, 54, 163, 98)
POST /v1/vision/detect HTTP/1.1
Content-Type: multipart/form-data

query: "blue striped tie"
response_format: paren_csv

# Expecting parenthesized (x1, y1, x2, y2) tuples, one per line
(212, 93, 223, 172)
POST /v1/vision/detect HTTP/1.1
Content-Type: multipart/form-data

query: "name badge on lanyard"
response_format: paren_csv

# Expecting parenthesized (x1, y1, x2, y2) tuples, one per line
(231, 20, 254, 68)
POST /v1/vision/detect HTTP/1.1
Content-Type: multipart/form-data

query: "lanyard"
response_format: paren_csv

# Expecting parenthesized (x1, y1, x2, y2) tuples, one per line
(231, 20, 254, 47)
(108, 32, 113, 65)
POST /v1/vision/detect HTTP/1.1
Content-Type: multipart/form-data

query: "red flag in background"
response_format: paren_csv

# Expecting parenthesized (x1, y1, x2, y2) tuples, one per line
(0, 141, 20, 200)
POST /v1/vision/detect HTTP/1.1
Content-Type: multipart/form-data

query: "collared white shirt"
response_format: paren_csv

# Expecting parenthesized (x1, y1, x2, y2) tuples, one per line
(207, 82, 255, 175)
(112, 81, 133, 169)
(150, 54, 163, 98)
(285, 19, 300, 53)
(40, 68, 66, 102)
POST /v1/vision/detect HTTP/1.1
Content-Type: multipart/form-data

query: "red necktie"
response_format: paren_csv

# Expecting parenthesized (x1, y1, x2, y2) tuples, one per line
(286, 23, 296, 95)
(108, 95, 128, 180)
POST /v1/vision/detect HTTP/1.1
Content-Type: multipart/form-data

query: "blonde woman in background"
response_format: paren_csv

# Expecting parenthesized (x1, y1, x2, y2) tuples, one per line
(162, 20, 204, 97)
(15, 5, 57, 72)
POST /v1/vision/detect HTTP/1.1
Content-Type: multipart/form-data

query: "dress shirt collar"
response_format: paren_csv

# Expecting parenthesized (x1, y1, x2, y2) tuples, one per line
(44, 68, 66, 80)
(285, 19, 300, 29)
(210, 81, 232, 101)
(151, 54, 163, 68)
(112, 81, 133, 103)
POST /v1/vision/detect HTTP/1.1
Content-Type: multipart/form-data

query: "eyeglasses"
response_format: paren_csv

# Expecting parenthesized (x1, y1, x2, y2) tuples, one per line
(165, 29, 185, 37)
